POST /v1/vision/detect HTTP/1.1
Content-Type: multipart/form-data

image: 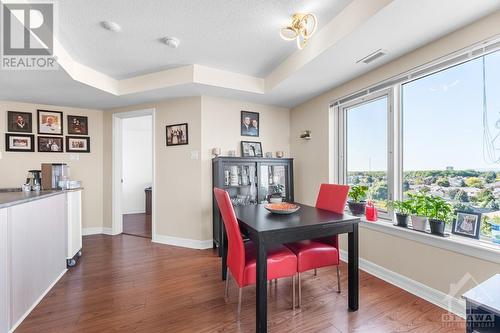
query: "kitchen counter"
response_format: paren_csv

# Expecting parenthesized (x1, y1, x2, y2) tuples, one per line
(0, 188, 82, 209)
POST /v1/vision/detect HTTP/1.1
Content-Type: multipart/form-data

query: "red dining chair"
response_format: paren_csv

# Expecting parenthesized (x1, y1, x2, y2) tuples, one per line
(213, 188, 297, 319)
(285, 183, 349, 307)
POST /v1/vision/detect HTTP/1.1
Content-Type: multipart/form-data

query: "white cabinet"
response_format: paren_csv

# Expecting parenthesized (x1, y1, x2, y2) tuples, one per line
(66, 190, 82, 265)
(10, 195, 66, 330)
(0, 209, 8, 333)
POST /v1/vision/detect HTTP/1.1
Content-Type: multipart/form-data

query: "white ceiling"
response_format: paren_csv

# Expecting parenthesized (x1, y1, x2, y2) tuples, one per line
(57, 0, 352, 79)
(1, 0, 500, 110)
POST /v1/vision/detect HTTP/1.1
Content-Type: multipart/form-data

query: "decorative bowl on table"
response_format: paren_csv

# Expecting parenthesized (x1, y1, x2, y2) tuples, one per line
(264, 203, 300, 215)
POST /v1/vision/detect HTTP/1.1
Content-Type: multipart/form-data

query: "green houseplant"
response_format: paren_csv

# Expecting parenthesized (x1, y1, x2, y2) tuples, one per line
(348, 185, 368, 215)
(407, 192, 431, 232)
(427, 196, 452, 236)
(388, 199, 412, 227)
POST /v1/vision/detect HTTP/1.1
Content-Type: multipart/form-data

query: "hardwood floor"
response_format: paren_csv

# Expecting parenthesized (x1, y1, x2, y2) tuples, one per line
(123, 213, 151, 238)
(16, 235, 465, 333)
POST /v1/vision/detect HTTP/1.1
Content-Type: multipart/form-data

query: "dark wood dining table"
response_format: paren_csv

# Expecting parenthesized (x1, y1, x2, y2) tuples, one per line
(222, 203, 360, 333)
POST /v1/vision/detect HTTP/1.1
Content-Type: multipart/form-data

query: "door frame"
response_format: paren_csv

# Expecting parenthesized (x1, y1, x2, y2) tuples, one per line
(112, 108, 156, 238)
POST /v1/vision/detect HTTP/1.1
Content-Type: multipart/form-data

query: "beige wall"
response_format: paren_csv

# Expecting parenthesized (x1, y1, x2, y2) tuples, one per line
(0, 100, 104, 229)
(106, 96, 289, 242)
(104, 97, 203, 240)
(200, 96, 290, 240)
(290, 11, 500, 294)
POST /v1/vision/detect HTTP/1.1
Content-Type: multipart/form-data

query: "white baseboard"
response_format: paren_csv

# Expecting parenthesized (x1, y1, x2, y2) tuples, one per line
(152, 234, 213, 250)
(82, 227, 114, 236)
(123, 210, 146, 215)
(8, 269, 67, 333)
(339, 250, 465, 318)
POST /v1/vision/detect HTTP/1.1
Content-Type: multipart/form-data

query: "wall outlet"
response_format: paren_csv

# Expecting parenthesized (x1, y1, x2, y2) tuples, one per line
(190, 151, 199, 160)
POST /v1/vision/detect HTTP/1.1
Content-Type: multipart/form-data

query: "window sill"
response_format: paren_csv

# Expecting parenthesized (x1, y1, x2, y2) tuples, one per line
(356, 217, 500, 264)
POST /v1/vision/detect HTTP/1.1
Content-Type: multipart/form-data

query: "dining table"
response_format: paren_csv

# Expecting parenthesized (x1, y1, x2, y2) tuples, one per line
(221, 202, 360, 333)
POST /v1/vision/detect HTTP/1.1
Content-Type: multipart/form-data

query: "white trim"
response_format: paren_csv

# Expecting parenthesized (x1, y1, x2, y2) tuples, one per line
(122, 210, 146, 215)
(359, 218, 500, 264)
(8, 269, 67, 333)
(152, 234, 213, 250)
(339, 250, 466, 318)
(82, 227, 114, 236)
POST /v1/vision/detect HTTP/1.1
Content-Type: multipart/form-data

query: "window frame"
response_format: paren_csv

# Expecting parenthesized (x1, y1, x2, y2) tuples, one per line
(336, 88, 394, 218)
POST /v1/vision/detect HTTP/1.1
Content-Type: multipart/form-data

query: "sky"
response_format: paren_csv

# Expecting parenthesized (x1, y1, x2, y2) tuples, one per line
(346, 50, 500, 172)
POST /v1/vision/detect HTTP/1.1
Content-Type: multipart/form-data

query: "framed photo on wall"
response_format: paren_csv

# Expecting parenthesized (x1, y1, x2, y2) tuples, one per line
(7, 111, 32, 133)
(241, 141, 263, 157)
(37, 109, 63, 135)
(5, 133, 34, 152)
(38, 136, 64, 152)
(67, 115, 88, 135)
(66, 136, 90, 153)
(241, 111, 259, 137)
(166, 123, 188, 146)
(452, 211, 481, 239)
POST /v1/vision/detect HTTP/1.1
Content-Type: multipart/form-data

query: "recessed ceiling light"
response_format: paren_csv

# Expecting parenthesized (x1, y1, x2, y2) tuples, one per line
(100, 21, 122, 32)
(161, 37, 180, 49)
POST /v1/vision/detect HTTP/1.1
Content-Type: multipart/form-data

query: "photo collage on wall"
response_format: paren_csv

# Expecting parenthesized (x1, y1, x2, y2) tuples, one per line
(4, 110, 91, 153)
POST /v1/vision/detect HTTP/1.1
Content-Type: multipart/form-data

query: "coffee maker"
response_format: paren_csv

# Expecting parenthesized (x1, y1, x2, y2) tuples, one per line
(26, 170, 42, 191)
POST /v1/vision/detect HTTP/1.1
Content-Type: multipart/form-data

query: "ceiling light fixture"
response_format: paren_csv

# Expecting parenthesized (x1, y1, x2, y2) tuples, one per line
(161, 37, 180, 49)
(100, 21, 122, 32)
(280, 13, 317, 50)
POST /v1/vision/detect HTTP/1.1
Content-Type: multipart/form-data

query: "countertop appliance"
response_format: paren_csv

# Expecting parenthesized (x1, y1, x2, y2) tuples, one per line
(41, 163, 70, 190)
(26, 170, 42, 190)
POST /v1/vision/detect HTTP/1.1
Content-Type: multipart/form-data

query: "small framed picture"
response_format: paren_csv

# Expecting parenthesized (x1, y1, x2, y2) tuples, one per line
(38, 136, 64, 153)
(452, 211, 481, 239)
(7, 111, 32, 133)
(67, 115, 88, 135)
(166, 123, 188, 146)
(241, 111, 259, 137)
(66, 136, 90, 153)
(241, 141, 263, 157)
(5, 133, 34, 152)
(37, 109, 63, 135)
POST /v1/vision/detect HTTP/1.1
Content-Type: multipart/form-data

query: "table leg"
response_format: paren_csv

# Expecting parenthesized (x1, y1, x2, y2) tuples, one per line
(221, 227, 227, 281)
(348, 223, 359, 311)
(256, 237, 267, 333)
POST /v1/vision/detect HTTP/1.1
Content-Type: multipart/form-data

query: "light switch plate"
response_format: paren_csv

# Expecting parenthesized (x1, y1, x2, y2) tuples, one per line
(69, 153, 80, 161)
(190, 151, 199, 160)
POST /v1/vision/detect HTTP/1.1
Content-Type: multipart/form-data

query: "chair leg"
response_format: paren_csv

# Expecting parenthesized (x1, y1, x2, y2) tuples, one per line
(314, 268, 317, 276)
(225, 268, 229, 298)
(237, 288, 243, 321)
(292, 275, 296, 310)
(298, 272, 301, 308)
(337, 266, 341, 293)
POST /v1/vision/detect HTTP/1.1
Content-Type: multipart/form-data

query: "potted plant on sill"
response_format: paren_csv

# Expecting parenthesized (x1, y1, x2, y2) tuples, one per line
(427, 196, 452, 236)
(348, 185, 368, 215)
(408, 192, 431, 232)
(388, 199, 412, 227)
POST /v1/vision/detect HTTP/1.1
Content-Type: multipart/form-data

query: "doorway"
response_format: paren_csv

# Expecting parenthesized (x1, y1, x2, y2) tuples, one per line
(112, 109, 155, 239)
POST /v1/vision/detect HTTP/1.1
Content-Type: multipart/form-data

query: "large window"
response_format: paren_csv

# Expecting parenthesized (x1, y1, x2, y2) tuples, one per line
(402, 51, 500, 237)
(336, 45, 500, 239)
(341, 91, 391, 211)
